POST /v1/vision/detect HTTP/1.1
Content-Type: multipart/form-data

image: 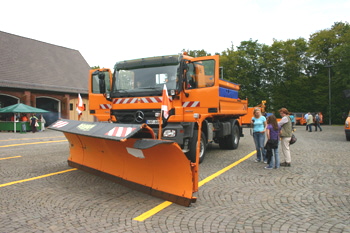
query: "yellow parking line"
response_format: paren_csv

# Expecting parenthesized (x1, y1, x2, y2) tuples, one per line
(133, 150, 256, 222)
(198, 150, 256, 187)
(0, 140, 67, 148)
(0, 155, 22, 160)
(133, 201, 173, 221)
(0, 168, 77, 188)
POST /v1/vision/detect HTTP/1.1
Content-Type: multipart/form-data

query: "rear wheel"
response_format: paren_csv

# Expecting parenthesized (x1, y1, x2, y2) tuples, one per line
(186, 131, 206, 163)
(218, 123, 240, 149)
(227, 124, 240, 149)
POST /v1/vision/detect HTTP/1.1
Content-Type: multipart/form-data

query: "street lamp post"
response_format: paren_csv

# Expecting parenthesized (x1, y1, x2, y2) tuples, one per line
(325, 64, 333, 125)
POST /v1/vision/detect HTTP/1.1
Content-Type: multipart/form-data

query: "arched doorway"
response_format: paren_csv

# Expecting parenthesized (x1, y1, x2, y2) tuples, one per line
(36, 97, 60, 127)
(0, 94, 19, 121)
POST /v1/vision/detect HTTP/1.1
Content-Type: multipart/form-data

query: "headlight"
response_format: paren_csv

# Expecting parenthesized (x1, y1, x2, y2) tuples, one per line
(163, 129, 176, 137)
(346, 121, 349, 128)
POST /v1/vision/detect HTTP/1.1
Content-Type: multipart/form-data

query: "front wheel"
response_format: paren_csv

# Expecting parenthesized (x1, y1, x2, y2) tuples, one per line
(186, 131, 206, 164)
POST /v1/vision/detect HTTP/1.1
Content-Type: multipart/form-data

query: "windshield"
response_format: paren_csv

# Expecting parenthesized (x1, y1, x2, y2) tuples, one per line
(112, 65, 178, 97)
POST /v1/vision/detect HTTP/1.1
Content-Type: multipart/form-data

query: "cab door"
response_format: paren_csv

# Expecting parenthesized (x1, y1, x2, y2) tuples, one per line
(181, 55, 219, 121)
(89, 69, 113, 121)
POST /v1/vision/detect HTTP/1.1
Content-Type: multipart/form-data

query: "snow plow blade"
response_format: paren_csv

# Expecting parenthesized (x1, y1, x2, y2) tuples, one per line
(49, 120, 197, 206)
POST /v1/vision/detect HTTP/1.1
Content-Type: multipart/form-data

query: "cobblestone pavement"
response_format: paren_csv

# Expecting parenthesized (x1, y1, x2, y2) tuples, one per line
(0, 125, 349, 233)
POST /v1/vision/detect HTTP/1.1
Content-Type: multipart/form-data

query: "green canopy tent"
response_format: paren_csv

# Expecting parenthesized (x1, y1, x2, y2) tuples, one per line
(0, 103, 49, 133)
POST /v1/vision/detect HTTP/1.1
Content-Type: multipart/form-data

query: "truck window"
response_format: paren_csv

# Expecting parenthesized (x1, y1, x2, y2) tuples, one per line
(91, 71, 111, 94)
(117, 70, 135, 90)
(114, 65, 178, 93)
(187, 60, 215, 89)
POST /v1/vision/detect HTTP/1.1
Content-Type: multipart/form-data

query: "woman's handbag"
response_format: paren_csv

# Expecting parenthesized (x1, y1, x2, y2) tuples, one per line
(265, 139, 278, 149)
(35, 121, 39, 127)
(290, 134, 297, 145)
(264, 139, 278, 162)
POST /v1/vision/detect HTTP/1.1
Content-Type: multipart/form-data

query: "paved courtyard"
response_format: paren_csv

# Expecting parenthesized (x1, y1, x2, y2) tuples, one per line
(0, 125, 349, 232)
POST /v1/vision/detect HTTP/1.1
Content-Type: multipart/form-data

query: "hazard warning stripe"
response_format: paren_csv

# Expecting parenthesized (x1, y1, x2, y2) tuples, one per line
(100, 104, 112, 109)
(105, 127, 136, 138)
(141, 97, 162, 103)
(52, 120, 69, 128)
(114, 98, 138, 104)
(112, 97, 172, 105)
(182, 101, 200, 107)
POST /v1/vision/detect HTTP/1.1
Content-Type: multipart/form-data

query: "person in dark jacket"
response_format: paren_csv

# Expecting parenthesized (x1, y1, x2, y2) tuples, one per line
(264, 115, 280, 169)
(30, 114, 38, 133)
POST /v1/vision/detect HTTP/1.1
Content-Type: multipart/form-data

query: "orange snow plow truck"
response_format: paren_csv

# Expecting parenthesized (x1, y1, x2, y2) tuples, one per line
(49, 53, 248, 206)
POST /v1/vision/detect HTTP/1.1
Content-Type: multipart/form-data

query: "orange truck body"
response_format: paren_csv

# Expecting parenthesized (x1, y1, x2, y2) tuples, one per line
(90, 54, 248, 164)
(49, 53, 248, 206)
(239, 100, 266, 126)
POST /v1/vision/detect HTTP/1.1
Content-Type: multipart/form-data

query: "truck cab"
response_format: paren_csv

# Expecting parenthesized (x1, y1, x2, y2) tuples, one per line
(89, 69, 113, 121)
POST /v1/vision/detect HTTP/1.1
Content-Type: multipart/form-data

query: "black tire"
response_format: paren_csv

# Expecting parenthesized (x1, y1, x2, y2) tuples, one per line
(227, 124, 240, 149)
(219, 123, 240, 150)
(186, 131, 206, 164)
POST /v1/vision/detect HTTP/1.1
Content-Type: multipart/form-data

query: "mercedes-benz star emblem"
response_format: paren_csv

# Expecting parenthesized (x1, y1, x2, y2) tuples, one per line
(135, 111, 144, 123)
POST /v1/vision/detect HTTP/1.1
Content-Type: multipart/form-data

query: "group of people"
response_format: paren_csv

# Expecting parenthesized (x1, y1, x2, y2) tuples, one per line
(10, 113, 45, 133)
(305, 112, 323, 132)
(251, 108, 293, 169)
(29, 114, 46, 133)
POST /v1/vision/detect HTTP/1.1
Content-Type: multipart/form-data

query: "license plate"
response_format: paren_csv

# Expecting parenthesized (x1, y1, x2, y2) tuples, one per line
(146, 120, 159, 124)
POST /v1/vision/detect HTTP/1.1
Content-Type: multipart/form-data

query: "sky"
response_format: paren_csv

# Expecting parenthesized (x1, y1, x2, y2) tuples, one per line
(1, 0, 349, 69)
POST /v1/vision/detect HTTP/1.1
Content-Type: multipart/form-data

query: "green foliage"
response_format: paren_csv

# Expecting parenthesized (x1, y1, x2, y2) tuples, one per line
(214, 22, 350, 124)
(91, 66, 100, 69)
(182, 49, 211, 58)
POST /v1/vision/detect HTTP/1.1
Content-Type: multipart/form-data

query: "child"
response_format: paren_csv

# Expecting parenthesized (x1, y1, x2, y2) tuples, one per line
(264, 115, 280, 169)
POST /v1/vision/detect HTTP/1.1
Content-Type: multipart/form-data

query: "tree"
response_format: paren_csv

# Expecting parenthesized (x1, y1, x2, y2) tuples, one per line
(182, 49, 211, 57)
(308, 22, 350, 123)
(265, 38, 309, 112)
(187, 22, 350, 123)
(221, 40, 269, 106)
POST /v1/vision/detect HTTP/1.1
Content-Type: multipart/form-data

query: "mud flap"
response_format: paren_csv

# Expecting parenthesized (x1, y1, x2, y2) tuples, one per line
(49, 120, 197, 206)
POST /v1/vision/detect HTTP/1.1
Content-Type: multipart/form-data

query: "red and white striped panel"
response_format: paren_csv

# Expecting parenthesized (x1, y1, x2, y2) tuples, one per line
(105, 126, 136, 138)
(113, 98, 139, 104)
(52, 120, 69, 128)
(182, 101, 200, 107)
(140, 97, 162, 103)
(112, 97, 170, 104)
(100, 104, 112, 109)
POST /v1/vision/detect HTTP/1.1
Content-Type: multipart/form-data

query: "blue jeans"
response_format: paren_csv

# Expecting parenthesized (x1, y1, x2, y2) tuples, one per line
(253, 132, 266, 161)
(308, 124, 313, 132)
(315, 122, 322, 131)
(268, 147, 280, 168)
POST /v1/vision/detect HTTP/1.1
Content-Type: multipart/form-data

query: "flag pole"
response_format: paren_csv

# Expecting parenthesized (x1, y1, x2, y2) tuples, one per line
(158, 111, 162, 140)
(159, 84, 171, 140)
(76, 93, 84, 121)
